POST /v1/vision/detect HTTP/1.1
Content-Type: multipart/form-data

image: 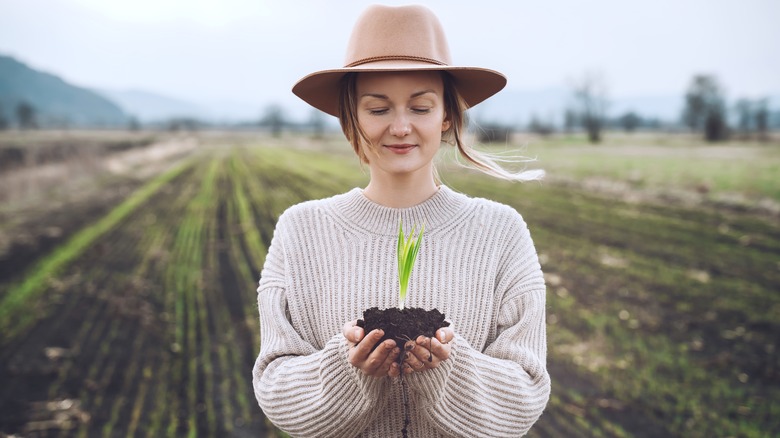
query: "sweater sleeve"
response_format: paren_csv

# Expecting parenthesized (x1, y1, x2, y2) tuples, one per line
(251, 213, 391, 438)
(403, 213, 550, 437)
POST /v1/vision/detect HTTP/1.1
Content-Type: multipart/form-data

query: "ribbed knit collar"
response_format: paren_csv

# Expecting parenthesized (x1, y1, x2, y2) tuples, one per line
(327, 185, 470, 237)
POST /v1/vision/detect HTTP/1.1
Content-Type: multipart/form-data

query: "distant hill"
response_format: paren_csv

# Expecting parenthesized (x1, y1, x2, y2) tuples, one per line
(97, 89, 206, 123)
(0, 54, 127, 127)
(98, 89, 263, 123)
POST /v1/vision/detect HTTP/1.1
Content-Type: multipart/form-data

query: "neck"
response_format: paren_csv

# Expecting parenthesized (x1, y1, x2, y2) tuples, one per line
(363, 170, 438, 208)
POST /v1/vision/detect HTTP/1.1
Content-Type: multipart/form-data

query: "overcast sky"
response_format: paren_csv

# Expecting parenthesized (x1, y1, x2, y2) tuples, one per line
(1, 0, 778, 116)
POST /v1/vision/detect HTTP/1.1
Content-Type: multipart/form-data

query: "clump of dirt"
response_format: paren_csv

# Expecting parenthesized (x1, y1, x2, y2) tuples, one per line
(357, 306, 449, 438)
(357, 306, 449, 353)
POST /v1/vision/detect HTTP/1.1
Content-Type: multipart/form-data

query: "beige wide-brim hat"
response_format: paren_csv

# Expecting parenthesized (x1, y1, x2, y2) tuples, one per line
(292, 4, 507, 117)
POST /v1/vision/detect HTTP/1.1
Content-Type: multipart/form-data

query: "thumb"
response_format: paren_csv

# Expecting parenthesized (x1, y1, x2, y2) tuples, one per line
(342, 320, 363, 343)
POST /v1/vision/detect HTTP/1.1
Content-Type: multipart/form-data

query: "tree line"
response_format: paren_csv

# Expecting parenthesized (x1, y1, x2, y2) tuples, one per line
(516, 74, 775, 144)
(534, 73, 775, 144)
(3, 73, 776, 143)
(253, 73, 778, 145)
(0, 100, 38, 130)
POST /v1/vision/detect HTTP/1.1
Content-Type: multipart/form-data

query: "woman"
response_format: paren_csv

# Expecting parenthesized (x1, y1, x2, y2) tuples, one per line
(252, 5, 550, 437)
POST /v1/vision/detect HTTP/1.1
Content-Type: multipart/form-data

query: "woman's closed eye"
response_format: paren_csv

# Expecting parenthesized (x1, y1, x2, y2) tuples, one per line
(411, 107, 432, 114)
(367, 108, 389, 115)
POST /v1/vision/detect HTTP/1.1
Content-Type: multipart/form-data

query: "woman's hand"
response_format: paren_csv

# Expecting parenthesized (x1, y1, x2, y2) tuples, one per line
(343, 320, 401, 378)
(401, 326, 454, 374)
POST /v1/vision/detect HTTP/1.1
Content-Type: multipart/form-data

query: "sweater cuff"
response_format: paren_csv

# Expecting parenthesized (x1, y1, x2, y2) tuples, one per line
(336, 335, 389, 399)
(403, 336, 459, 407)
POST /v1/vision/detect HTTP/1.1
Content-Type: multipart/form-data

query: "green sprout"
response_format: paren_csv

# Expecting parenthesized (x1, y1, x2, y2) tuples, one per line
(397, 220, 424, 310)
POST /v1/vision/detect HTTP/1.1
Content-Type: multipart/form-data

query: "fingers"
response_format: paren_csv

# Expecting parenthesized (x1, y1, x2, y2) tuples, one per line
(344, 322, 456, 377)
(375, 344, 401, 376)
(388, 361, 402, 378)
(403, 329, 454, 373)
(402, 351, 427, 375)
(426, 335, 451, 362)
(401, 342, 430, 374)
(436, 327, 454, 344)
(347, 328, 399, 377)
(348, 329, 384, 362)
(402, 340, 433, 373)
(360, 340, 399, 377)
(342, 320, 363, 345)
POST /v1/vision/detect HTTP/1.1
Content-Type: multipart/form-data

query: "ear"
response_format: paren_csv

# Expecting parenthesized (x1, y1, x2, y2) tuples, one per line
(441, 114, 451, 132)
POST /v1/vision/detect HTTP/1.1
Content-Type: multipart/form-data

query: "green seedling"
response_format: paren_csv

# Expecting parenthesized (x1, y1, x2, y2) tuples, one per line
(397, 220, 424, 310)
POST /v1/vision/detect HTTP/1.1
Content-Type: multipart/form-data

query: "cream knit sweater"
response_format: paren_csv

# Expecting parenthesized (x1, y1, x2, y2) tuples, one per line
(252, 185, 550, 438)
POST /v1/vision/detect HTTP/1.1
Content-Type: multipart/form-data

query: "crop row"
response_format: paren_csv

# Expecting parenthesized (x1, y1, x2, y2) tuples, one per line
(1, 145, 290, 435)
(441, 171, 779, 437)
(2, 139, 777, 436)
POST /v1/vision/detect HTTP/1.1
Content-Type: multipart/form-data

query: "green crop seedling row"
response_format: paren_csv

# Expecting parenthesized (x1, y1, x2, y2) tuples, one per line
(0, 159, 192, 341)
(1, 135, 777, 437)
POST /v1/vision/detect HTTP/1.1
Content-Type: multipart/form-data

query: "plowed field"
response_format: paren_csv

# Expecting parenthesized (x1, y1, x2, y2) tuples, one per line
(1, 133, 778, 437)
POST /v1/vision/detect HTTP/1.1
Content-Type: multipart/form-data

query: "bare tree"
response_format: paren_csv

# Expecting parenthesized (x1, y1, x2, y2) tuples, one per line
(682, 75, 728, 142)
(704, 107, 728, 142)
(528, 113, 554, 136)
(571, 72, 609, 143)
(308, 109, 326, 140)
(618, 111, 641, 133)
(734, 98, 753, 139)
(563, 108, 577, 134)
(16, 100, 37, 130)
(754, 98, 769, 142)
(0, 101, 8, 130)
(128, 116, 141, 132)
(735, 96, 772, 142)
(260, 104, 286, 137)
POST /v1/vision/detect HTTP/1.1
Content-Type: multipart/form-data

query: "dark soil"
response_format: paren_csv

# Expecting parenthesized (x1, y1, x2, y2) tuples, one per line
(4, 137, 778, 437)
(357, 306, 450, 438)
(357, 307, 449, 355)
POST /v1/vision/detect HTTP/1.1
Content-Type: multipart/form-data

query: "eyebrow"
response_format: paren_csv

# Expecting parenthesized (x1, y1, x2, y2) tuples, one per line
(360, 89, 438, 100)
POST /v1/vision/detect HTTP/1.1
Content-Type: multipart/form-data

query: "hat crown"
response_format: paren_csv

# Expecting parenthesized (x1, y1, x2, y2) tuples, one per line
(292, 4, 506, 117)
(344, 5, 452, 68)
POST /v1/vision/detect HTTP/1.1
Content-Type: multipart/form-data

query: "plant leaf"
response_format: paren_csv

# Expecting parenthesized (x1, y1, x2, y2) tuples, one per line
(396, 220, 424, 309)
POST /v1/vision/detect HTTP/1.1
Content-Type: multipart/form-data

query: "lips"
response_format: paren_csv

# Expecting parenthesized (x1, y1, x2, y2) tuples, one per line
(385, 144, 417, 154)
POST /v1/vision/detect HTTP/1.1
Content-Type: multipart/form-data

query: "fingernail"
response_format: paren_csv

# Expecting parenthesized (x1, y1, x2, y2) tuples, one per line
(353, 327, 361, 339)
(438, 330, 446, 343)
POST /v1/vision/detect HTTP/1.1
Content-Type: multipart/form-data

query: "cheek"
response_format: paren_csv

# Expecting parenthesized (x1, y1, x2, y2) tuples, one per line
(425, 117, 447, 141)
(357, 116, 383, 140)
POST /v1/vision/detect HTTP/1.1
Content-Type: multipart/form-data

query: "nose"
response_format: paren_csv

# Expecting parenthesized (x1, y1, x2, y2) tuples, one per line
(389, 114, 411, 137)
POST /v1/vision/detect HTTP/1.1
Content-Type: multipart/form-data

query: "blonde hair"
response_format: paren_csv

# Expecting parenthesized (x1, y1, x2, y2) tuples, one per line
(338, 72, 543, 182)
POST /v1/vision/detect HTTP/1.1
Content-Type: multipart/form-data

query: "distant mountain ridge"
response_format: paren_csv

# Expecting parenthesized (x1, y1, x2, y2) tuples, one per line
(0, 54, 127, 127)
(97, 89, 206, 122)
(98, 89, 263, 123)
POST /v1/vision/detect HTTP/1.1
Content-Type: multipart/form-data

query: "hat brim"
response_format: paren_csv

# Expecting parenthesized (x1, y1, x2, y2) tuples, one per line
(292, 61, 507, 117)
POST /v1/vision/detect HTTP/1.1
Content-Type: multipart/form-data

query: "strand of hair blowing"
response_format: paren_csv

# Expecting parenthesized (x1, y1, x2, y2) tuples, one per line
(441, 74, 545, 182)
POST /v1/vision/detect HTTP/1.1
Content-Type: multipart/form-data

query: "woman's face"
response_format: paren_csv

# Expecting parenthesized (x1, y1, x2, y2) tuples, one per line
(355, 71, 451, 180)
